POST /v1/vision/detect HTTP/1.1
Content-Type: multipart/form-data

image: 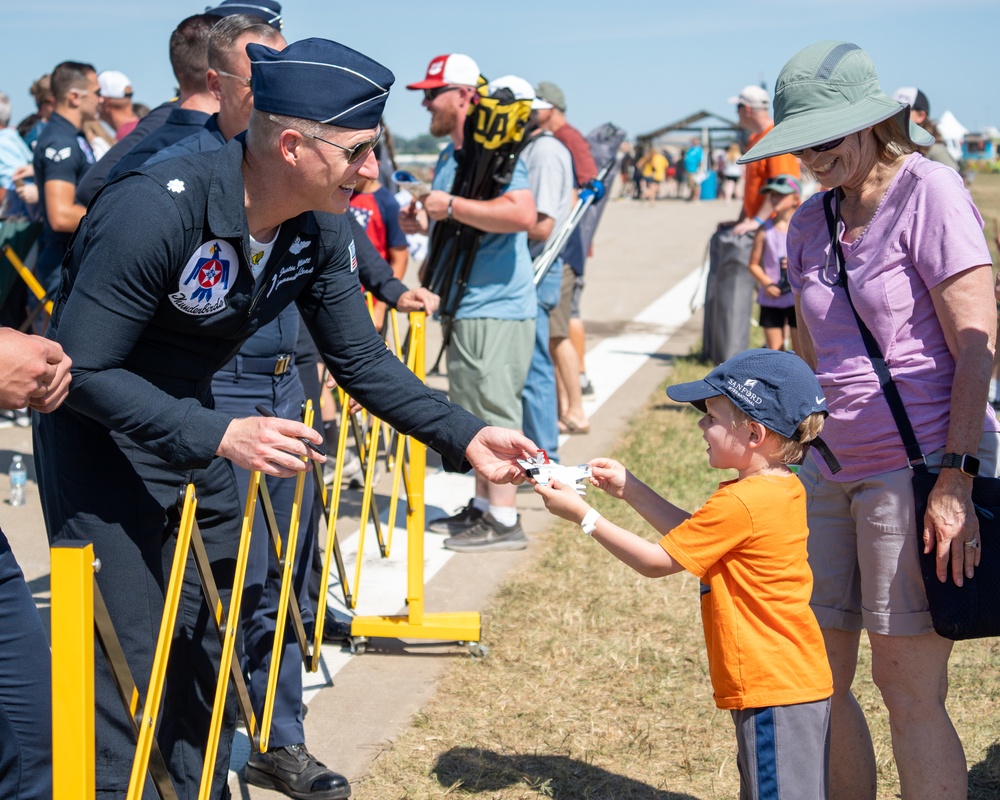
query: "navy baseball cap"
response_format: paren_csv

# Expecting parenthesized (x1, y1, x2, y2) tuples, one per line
(668, 349, 841, 472)
(205, 0, 283, 29)
(248, 38, 394, 128)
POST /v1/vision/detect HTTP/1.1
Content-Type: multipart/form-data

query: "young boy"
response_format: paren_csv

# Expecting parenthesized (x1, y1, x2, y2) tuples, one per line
(535, 348, 836, 800)
(747, 175, 801, 352)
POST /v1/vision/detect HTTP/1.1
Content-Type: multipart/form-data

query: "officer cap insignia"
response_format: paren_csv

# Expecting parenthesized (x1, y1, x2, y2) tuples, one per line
(248, 38, 394, 129)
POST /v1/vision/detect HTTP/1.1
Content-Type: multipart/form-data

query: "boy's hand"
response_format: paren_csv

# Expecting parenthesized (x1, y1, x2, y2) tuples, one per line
(534, 479, 591, 523)
(588, 458, 629, 499)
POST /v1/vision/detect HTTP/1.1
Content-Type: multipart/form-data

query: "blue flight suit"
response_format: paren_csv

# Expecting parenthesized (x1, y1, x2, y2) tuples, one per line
(0, 531, 52, 800)
(34, 136, 483, 799)
(32, 111, 95, 297)
(106, 107, 212, 182)
(149, 115, 410, 751)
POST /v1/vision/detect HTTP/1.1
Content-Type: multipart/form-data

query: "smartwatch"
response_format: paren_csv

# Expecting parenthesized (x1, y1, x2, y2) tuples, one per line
(941, 452, 980, 477)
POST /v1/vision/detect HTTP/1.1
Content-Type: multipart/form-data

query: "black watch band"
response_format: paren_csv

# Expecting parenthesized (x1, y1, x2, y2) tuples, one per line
(941, 452, 980, 477)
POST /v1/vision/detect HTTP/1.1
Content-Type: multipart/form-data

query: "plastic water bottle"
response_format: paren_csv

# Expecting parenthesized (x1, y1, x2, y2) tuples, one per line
(8, 455, 26, 507)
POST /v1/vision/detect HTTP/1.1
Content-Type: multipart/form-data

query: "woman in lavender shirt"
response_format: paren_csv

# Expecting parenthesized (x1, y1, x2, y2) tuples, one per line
(739, 42, 995, 800)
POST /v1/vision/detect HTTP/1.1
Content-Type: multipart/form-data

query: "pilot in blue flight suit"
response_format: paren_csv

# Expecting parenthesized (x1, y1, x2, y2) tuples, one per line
(138, 14, 440, 796)
(34, 38, 535, 800)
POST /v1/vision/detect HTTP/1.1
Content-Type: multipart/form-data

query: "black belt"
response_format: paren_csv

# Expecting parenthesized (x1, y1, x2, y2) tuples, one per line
(218, 354, 293, 376)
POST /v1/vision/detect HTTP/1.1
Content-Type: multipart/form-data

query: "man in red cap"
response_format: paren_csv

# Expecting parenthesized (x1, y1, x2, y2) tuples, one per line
(402, 54, 538, 553)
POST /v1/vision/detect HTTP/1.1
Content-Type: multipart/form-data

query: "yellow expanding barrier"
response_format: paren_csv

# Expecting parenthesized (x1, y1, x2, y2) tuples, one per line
(3, 243, 53, 332)
(51, 310, 483, 800)
(346, 312, 482, 650)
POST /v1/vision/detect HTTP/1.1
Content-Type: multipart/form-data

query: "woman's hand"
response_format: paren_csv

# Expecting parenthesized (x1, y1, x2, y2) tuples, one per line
(588, 458, 630, 499)
(923, 470, 979, 585)
(534, 479, 591, 523)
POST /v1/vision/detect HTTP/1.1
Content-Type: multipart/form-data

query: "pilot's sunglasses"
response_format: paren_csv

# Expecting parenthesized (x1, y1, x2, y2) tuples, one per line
(269, 115, 382, 164)
(790, 136, 846, 157)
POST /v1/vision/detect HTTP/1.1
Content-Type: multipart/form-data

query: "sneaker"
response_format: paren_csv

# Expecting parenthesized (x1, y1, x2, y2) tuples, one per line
(244, 743, 350, 800)
(348, 459, 383, 490)
(427, 499, 483, 535)
(443, 512, 528, 553)
(323, 449, 362, 486)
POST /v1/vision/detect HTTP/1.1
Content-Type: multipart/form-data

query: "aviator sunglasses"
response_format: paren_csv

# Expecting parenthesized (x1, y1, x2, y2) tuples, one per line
(269, 115, 382, 164)
(790, 136, 846, 157)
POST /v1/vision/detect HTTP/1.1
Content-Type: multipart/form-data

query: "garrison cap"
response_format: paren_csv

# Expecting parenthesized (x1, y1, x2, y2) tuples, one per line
(247, 38, 394, 129)
(205, 0, 283, 30)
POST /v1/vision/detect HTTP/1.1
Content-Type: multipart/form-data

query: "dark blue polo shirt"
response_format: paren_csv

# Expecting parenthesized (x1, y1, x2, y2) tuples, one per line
(32, 111, 95, 248)
(107, 107, 212, 181)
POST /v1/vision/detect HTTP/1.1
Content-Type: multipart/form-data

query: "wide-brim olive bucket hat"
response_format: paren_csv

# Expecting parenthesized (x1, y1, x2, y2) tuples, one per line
(739, 41, 934, 164)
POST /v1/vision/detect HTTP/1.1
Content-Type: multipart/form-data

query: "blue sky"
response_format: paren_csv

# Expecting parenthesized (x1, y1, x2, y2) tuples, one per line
(6, 1, 999, 141)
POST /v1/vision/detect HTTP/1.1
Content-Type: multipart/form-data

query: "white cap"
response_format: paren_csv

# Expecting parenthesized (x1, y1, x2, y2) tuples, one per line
(487, 74, 536, 104)
(728, 85, 769, 109)
(98, 70, 133, 99)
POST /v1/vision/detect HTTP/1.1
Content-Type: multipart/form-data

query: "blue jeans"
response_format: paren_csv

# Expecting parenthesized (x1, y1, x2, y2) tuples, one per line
(522, 261, 563, 462)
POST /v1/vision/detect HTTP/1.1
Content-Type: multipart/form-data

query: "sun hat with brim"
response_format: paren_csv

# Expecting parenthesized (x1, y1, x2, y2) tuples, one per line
(738, 40, 934, 165)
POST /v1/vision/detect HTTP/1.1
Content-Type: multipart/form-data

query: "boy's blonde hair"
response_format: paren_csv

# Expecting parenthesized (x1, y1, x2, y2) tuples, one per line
(723, 397, 826, 466)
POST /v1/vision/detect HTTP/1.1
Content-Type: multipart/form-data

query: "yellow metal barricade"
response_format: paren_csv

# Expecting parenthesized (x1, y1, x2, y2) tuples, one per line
(3, 243, 52, 315)
(51, 542, 96, 800)
(348, 312, 482, 646)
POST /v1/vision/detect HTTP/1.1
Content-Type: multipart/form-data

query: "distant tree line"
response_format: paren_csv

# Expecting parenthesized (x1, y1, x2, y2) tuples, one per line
(391, 132, 446, 154)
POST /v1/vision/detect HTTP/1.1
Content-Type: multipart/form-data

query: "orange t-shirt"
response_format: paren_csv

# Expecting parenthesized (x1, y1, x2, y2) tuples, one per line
(743, 125, 800, 220)
(660, 474, 832, 710)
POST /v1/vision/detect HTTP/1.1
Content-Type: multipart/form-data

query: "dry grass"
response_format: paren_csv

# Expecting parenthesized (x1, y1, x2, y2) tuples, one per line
(356, 180, 1000, 799)
(969, 171, 1000, 266)
(359, 355, 1000, 799)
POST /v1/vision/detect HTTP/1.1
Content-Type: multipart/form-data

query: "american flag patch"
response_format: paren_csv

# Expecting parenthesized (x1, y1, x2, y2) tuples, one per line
(349, 240, 358, 272)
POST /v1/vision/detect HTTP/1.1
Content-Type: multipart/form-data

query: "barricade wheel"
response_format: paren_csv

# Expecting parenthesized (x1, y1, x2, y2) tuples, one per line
(467, 642, 488, 659)
(348, 636, 368, 655)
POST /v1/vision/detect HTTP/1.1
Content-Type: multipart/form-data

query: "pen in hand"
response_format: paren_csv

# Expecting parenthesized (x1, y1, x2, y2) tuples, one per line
(255, 403, 326, 457)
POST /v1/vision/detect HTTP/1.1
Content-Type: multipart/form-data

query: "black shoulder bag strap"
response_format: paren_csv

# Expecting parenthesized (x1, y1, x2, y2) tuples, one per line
(822, 190, 928, 474)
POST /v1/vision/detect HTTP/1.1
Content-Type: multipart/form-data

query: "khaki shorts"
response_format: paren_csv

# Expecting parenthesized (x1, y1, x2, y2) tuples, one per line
(799, 432, 1000, 636)
(446, 317, 535, 429)
(549, 264, 574, 340)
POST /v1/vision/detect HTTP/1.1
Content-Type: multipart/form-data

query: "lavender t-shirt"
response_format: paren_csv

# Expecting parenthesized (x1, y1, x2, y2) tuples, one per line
(787, 153, 996, 481)
(757, 220, 795, 309)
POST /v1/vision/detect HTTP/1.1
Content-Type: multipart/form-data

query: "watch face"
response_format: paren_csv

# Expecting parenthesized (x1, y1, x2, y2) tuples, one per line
(943, 453, 980, 477)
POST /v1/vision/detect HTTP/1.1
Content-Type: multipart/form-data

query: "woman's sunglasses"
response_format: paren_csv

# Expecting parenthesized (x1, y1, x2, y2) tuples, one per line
(790, 137, 846, 157)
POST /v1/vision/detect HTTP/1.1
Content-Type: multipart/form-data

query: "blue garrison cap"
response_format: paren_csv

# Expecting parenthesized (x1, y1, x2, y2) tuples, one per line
(247, 38, 394, 129)
(205, 0, 283, 30)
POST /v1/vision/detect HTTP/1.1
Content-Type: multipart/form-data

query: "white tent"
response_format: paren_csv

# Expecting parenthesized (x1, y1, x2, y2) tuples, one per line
(936, 110, 967, 162)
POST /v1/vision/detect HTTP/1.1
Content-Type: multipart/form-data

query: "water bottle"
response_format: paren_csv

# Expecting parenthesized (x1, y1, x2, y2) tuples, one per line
(9, 455, 26, 507)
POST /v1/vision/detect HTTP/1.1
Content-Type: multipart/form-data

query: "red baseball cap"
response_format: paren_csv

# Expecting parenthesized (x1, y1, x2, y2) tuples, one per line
(406, 54, 480, 90)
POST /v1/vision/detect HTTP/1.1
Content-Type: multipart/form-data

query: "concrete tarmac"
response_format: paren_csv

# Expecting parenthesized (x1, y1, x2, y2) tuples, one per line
(0, 192, 736, 798)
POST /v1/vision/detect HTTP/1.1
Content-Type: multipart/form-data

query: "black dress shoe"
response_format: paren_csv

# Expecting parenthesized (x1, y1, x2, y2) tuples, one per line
(244, 743, 351, 799)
